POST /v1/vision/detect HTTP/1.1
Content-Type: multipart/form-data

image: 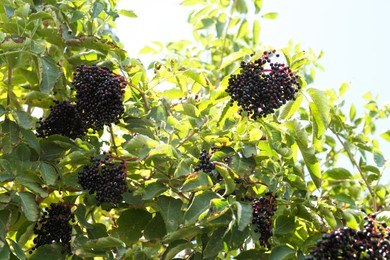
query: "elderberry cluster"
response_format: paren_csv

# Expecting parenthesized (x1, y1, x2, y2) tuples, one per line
(307, 214, 390, 259)
(72, 65, 126, 131)
(78, 155, 127, 205)
(194, 149, 215, 173)
(31, 203, 74, 254)
(251, 192, 278, 248)
(226, 50, 301, 119)
(36, 101, 86, 139)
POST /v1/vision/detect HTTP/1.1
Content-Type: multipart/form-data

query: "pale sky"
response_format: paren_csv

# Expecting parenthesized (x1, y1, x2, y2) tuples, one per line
(116, 0, 390, 182)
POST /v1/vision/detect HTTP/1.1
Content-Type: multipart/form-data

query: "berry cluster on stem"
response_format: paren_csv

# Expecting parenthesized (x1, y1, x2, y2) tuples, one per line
(226, 50, 301, 119)
(307, 214, 390, 259)
(78, 154, 128, 205)
(36, 101, 86, 138)
(31, 203, 74, 254)
(249, 191, 278, 248)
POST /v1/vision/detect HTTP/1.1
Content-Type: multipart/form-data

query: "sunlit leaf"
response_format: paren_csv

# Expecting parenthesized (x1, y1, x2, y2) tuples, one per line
(118, 9, 137, 18)
(262, 12, 278, 19)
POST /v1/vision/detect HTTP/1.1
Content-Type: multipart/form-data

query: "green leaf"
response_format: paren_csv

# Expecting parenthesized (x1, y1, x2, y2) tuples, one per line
(214, 164, 235, 195)
(39, 56, 60, 94)
(10, 239, 26, 260)
(142, 181, 167, 200)
(274, 215, 295, 235)
(0, 242, 10, 260)
(237, 20, 248, 40)
(323, 167, 352, 180)
(20, 129, 40, 152)
(74, 204, 94, 229)
(183, 69, 210, 87)
(162, 240, 193, 260)
(162, 226, 201, 243)
(380, 130, 390, 142)
(373, 149, 386, 167)
(286, 120, 322, 188)
(29, 244, 65, 260)
(270, 245, 295, 260)
(118, 9, 137, 18)
(0, 209, 11, 242)
(235, 0, 248, 13)
(82, 237, 124, 249)
(253, 20, 260, 45)
(144, 213, 167, 241)
(59, 151, 89, 166)
(184, 191, 218, 225)
(262, 12, 278, 19)
(254, 0, 263, 13)
(0, 104, 5, 116)
(157, 196, 183, 233)
(39, 162, 58, 186)
(181, 171, 213, 192)
(18, 192, 39, 222)
(115, 208, 152, 244)
(349, 103, 356, 121)
(203, 227, 225, 258)
(91, 2, 104, 19)
(12, 110, 35, 129)
(307, 88, 330, 140)
(235, 201, 252, 231)
(220, 52, 245, 70)
(236, 249, 264, 260)
(279, 93, 303, 120)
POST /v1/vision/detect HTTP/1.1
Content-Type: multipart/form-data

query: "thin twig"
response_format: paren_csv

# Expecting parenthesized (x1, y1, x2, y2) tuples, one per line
(109, 124, 119, 156)
(176, 117, 208, 148)
(331, 129, 377, 211)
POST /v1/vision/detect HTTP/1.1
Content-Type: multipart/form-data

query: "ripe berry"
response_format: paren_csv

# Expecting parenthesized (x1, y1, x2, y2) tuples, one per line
(226, 51, 301, 119)
(72, 65, 126, 131)
(194, 149, 215, 173)
(36, 101, 86, 138)
(248, 192, 278, 248)
(32, 203, 74, 254)
(78, 155, 128, 205)
(307, 214, 390, 259)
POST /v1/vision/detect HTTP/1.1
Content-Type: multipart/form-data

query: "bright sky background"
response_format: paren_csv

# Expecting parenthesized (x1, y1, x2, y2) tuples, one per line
(115, 0, 390, 182)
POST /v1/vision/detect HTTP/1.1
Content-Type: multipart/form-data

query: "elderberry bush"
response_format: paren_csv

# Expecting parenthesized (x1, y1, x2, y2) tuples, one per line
(32, 203, 74, 254)
(251, 192, 278, 248)
(307, 214, 390, 259)
(78, 155, 127, 205)
(226, 50, 301, 119)
(36, 101, 86, 139)
(72, 65, 126, 131)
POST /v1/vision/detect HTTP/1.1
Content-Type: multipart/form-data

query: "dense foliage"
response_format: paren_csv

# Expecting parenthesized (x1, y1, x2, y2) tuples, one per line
(0, 0, 389, 259)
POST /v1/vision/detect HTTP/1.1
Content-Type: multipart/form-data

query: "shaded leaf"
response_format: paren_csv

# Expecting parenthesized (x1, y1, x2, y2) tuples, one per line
(235, 201, 252, 231)
(274, 215, 295, 235)
(270, 245, 295, 260)
(157, 196, 183, 233)
(39, 56, 60, 94)
(323, 167, 352, 180)
(18, 192, 39, 222)
(184, 191, 218, 224)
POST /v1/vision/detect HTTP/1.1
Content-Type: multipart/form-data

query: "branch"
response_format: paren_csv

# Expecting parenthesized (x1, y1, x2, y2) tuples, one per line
(109, 124, 119, 156)
(331, 129, 377, 211)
